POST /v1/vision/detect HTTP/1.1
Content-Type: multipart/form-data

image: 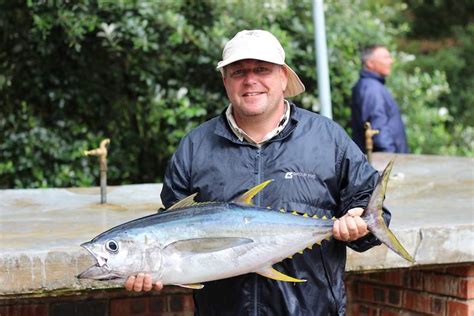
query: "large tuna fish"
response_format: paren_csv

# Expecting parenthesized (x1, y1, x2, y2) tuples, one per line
(78, 160, 414, 288)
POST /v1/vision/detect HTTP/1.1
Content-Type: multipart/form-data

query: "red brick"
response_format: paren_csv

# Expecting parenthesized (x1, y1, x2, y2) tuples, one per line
(403, 270, 424, 290)
(379, 309, 400, 316)
(460, 278, 474, 299)
(348, 302, 360, 316)
(0, 304, 48, 316)
(387, 288, 402, 307)
(357, 303, 379, 316)
(357, 283, 375, 302)
(446, 265, 474, 277)
(168, 294, 195, 312)
(424, 273, 474, 299)
(447, 300, 474, 316)
(403, 290, 446, 315)
(367, 271, 404, 287)
(149, 296, 167, 313)
(110, 297, 151, 316)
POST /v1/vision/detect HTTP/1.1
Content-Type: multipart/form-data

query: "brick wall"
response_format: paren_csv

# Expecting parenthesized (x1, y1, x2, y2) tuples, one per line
(0, 288, 194, 316)
(1, 264, 472, 316)
(346, 264, 474, 316)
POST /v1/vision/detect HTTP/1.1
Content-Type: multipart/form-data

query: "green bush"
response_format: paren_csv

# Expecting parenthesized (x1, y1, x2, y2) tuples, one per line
(0, 0, 467, 189)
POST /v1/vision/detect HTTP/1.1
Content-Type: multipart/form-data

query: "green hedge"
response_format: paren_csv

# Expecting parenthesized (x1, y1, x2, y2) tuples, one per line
(0, 0, 468, 188)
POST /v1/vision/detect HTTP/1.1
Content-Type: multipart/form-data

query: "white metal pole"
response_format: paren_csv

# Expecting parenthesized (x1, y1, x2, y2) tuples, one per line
(313, 0, 333, 119)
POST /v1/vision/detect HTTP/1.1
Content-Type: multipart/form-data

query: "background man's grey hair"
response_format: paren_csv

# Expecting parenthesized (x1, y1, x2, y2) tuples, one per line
(360, 44, 386, 67)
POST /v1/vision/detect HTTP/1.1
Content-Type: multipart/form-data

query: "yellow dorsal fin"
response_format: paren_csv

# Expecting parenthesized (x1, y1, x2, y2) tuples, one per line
(168, 193, 199, 210)
(233, 180, 273, 205)
(256, 266, 306, 283)
(175, 283, 204, 290)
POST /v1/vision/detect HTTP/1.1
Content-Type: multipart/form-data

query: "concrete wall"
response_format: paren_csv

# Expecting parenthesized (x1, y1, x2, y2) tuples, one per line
(1, 264, 472, 316)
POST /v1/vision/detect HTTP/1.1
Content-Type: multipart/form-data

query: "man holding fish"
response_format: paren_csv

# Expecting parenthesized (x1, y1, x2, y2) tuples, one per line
(125, 30, 392, 315)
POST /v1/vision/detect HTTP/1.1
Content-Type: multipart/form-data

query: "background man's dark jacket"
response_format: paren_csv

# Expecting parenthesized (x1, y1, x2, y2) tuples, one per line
(161, 103, 391, 315)
(351, 69, 409, 153)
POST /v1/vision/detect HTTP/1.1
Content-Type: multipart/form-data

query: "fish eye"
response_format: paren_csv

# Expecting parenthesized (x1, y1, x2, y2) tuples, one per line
(105, 240, 119, 253)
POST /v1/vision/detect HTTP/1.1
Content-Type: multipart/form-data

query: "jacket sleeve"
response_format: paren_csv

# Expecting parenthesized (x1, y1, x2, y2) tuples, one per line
(337, 139, 392, 252)
(359, 85, 397, 152)
(160, 136, 193, 208)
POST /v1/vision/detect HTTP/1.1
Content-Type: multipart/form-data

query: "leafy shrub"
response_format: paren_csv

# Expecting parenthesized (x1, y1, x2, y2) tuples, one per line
(0, 0, 466, 189)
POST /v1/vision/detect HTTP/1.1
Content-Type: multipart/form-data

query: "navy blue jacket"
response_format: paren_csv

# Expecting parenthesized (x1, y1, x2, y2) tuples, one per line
(161, 103, 391, 315)
(351, 69, 409, 153)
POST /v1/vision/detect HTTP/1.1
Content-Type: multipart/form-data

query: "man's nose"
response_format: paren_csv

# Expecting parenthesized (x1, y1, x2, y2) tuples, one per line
(243, 71, 258, 84)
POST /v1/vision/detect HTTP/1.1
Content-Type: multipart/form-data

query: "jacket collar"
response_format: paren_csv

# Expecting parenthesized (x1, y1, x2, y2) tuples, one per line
(214, 102, 300, 145)
(360, 69, 385, 84)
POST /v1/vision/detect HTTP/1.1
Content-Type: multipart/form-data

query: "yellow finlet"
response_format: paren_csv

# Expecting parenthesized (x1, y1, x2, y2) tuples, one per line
(312, 214, 319, 219)
(256, 266, 306, 283)
(291, 211, 298, 215)
(234, 180, 273, 205)
(303, 213, 309, 217)
(322, 215, 328, 220)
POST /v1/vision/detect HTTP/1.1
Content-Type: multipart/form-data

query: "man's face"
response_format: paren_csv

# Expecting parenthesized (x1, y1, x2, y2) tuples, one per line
(222, 59, 288, 120)
(366, 47, 393, 77)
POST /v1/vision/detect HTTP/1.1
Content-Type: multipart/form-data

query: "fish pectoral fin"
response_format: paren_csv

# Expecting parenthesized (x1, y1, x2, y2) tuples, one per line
(168, 193, 199, 210)
(165, 237, 253, 254)
(233, 180, 274, 205)
(256, 266, 306, 283)
(175, 283, 204, 289)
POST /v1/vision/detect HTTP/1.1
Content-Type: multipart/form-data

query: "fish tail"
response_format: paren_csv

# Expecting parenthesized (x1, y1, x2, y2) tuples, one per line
(363, 159, 415, 263)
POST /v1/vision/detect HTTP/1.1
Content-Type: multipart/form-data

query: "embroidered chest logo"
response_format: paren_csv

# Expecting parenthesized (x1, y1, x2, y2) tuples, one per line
(284, 172, 317, 180)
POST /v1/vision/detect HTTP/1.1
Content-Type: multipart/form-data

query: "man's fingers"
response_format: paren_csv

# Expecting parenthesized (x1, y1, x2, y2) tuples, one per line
(143, 274, 153, 292)
(347, 207, 364, 217)
(133, 273, 145, 292)
(155, 281, 164, 291)
(125, 276, 136, 291)
(333, 212, 368, 241)
(353, 216, 368, 236)
(334, 219, 350, 241)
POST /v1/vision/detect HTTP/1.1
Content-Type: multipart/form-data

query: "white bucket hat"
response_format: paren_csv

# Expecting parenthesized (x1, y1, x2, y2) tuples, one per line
(216, 30, 305, 97)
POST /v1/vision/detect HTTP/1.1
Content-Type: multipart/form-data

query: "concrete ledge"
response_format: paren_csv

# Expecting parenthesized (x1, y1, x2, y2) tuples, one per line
(1, 153, 473, 297)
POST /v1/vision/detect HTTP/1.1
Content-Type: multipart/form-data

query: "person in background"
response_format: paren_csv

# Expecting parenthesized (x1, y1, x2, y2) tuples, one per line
(125, 30, 390, 315)
(351, 45, 409, 153)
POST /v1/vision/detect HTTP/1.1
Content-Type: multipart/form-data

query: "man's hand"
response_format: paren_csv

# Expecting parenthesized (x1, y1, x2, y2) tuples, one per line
(125, 273, 163, 292)
(333, 207, 368, 242)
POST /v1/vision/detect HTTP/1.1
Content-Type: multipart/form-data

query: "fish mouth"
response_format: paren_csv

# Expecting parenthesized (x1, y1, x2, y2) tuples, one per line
(78, 242, 121, 280)
(80, 242, 108, 267)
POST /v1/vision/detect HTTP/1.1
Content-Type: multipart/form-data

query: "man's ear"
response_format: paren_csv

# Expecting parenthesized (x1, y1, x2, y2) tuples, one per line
(280, 66, 289, 91)
(365, 59, 375, 71)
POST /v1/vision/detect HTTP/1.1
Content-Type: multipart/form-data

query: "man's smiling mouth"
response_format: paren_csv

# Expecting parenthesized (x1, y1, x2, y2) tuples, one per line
(243, 92, 264, 97)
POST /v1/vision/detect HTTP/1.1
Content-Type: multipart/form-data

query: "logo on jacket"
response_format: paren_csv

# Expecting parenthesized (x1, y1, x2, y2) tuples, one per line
(284, 172, 316, 180)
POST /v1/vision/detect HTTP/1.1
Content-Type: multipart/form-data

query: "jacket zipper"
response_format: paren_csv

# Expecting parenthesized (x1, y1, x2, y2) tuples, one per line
(253, 146, 262, 316)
